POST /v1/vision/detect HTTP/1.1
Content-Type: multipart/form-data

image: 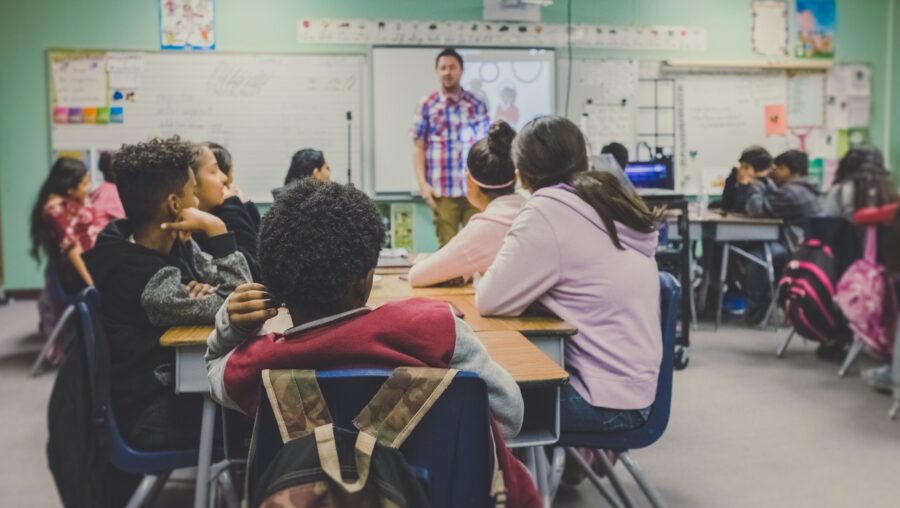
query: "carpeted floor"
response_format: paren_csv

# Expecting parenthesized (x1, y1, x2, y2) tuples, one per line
(1, 298, 897, 507)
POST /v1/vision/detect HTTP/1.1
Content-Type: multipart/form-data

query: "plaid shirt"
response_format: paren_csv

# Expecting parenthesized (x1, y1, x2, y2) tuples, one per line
(411, 89, 490, 198)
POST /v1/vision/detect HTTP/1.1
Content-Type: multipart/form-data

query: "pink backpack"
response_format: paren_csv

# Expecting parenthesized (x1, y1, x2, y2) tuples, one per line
(834, 227, 897, 360)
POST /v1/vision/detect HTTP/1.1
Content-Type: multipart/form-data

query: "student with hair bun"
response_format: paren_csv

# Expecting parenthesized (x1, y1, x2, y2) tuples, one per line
(478, 115, 662, 436)
(409, 120, 525, 287)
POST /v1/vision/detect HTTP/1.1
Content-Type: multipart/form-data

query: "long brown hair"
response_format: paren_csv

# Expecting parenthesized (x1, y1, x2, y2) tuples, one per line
(29, 157, 88, 261)
(512, 115, 658, 250)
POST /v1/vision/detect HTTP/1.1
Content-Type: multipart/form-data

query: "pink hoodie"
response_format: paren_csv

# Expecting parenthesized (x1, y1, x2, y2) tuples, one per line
(477, 186, 661, 410)
(409, 194, 526, 287)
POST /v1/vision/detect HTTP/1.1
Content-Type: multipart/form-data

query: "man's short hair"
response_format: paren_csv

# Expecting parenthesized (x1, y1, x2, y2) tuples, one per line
(435, 48, 463, 69)
(774, 149, 809, 176)
(114, 136, 193, 226)
(259, 180, 385, 311)
(601, 142, 629, 171)
(739, 146, 773, 173)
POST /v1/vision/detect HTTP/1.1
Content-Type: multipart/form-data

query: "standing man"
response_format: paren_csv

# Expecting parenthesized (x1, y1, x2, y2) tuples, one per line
(411, 48, 490, 246)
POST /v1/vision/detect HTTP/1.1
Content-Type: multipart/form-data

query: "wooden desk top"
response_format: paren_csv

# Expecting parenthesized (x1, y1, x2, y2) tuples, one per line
(689, 211, 783, 225)
(374, 274, 475, 298)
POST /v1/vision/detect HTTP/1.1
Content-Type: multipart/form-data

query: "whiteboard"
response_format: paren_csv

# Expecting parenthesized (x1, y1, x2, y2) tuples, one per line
(372, 47, 555, 194)
(675, 73, 789, 195)
(51, 51, 367, 202)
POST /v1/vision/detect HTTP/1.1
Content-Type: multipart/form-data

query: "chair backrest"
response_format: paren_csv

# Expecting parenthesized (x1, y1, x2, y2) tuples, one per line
(251, 369, 494, 508)
(558, 271, 680, 451)
(74, 287, 198, 474)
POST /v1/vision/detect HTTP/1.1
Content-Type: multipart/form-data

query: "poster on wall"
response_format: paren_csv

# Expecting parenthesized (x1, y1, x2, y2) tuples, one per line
(751, 0, 788, 56)
(794, 0, 835, 58)
(160, 0, 216, 50)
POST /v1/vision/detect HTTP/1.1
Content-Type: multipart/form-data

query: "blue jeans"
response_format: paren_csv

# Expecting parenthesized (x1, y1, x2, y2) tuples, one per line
(560, 384, 651, 433)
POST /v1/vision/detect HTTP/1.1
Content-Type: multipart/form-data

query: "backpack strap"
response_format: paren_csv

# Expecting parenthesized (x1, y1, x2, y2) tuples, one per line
(353, 367, 459, 448)
(864, 226, 877, 261)
(261, 369, 333, 443)
(314, 423, 377, 495)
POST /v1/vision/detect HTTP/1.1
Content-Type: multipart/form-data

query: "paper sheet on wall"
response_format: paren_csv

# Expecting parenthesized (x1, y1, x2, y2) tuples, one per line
(52, 57, 107, 108)
(106, 53, 144, 89)
(160, 0, 215, 50)
(752, 0, 788, 56)
(483, 0, 541, 23)
(583, 102, 636, 156)
(787, 73, 825, 127)
(826, 64, 870, 129)
(573, 59, 638, 104)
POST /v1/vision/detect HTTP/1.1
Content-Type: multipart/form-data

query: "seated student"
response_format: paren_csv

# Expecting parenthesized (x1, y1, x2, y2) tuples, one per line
(408, 121, 525, 287)
(823, 146, 897, 219)
(861, 206, 900, 392)
(741, 149, 823, 324)
(83, 136, 251, 450)
(203, 141, 262, 228)
(30, 157, 103, 337)
(190, 143, 261, 281)
(720, 146, 773, 213)
(476, 116, 662, 437)
(271, 148, 331, 199)
(91, 151, 126, 228)
(205, 180, 540, 507)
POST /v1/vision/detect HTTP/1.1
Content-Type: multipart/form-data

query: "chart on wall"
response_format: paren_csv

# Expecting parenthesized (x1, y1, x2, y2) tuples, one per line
(676, 72, 789, 195)
(49, 50, 367, 202)
(372, 47, 555, 194)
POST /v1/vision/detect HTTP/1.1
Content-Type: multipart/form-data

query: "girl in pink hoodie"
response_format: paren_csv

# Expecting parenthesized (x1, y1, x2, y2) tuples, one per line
(408, 120, 526, 287)
(477, 115, 662, 434)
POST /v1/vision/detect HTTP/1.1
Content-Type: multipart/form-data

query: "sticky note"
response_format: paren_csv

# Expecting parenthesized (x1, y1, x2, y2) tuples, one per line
(53, 107, 69, 123)
(96, 107, 110, 124)
(68, 108, 83, 123)
(110, 107, 124, 123)
(765, 104, 787, 136)
(82, 108, 97, 124)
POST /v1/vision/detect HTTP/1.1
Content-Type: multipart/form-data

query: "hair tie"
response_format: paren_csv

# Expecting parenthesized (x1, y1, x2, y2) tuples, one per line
(470, 174, 516, 189)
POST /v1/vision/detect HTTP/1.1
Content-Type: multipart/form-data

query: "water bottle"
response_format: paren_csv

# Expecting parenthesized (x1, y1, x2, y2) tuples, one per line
(696, 186, 709, 218)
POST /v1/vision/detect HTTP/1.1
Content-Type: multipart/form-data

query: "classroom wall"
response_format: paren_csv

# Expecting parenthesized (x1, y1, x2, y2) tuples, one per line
(0, 0, 895, 290)
(892, 0, 900, 173)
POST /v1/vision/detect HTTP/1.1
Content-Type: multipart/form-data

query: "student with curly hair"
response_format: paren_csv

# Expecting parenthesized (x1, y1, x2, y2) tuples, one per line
(408, 121, 524, 287)
(83, 136, 251, 451)
(205, 179, 540, 508)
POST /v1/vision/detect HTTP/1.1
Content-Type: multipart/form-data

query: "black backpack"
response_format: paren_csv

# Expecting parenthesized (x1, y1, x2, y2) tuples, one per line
(777, 239, 851, 342)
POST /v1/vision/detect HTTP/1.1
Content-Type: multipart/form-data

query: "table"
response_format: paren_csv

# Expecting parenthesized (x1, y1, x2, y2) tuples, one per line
(668, 211, 783, 329)
(162, 279, 574, 507)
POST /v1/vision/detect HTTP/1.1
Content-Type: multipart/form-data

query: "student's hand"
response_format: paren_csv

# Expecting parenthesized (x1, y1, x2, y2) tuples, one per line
(418, 182, 437, 210)
(161, 207, 227, 237)
(224, 184, 248, 203)
(186, 280, 218, 298)
(227, 283, 279, 331)
(737, 165, 755, 185)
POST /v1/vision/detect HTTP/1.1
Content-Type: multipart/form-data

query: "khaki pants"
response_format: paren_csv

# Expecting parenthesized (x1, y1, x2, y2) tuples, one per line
(432, 196, 479, 247)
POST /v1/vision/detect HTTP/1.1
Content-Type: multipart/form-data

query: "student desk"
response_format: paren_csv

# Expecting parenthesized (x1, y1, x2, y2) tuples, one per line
(161, 281, 573, 507)
(668, 211, 783, 329)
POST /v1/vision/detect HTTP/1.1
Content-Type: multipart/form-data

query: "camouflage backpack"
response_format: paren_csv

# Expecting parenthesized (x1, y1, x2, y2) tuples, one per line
(246, 367, 506, 508)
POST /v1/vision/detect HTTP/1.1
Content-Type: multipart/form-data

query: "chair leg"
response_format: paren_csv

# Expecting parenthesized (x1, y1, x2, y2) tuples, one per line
(218, 469, 241, 508)
(28, 304, 76, 378)
(890, 400, 900, 421)
(125, 474, 163, 508)
(564, 448, 624, 508)
(715, 243, 731, 331)
(760, 242, 777, 329)
(777, 330, 796, 358)
(546, 447, 566, 504)
(619, 451, 669, 508)
(593, 450, 635, 508)
(532, 447, 550, 508)
(838, 338, 864, 378)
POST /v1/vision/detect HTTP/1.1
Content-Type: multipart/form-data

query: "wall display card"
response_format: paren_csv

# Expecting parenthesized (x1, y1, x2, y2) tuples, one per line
(795, 0, 835, 58)
(160, 0, 215, 50)
(483, 0, 541, 23)
(296, 18, 706, 52)
(106, 52, 144, 89)
(583, 102, 637, 156)
(825, 65, 870, 129)
(752, 0, 788, 56)
(765, 104, 788, 136)
(787, 72, 824, 126)
(51, 55, 107, 110)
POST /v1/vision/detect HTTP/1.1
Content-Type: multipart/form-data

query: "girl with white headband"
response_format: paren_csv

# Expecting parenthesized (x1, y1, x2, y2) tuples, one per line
(408, 120, 525, 287)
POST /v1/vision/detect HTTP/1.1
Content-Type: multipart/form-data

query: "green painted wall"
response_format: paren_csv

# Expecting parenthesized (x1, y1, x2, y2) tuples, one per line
(1, 0, 895, 289)
(892, 0, 900, 173)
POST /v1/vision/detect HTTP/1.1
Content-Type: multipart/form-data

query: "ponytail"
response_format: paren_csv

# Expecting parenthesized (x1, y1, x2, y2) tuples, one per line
(570, 171, 659, 250)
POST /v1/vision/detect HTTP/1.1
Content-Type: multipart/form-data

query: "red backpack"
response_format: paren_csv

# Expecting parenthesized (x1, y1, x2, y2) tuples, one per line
(777, 239, 851, 342)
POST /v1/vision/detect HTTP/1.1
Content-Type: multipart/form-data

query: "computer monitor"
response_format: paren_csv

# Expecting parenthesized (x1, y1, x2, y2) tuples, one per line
(624, 159, 674, 189)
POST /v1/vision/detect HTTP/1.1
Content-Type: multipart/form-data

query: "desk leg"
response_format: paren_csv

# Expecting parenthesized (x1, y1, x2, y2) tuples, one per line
(716, 243, 731, 331)
(193, 395, 216, 508)
(688, 240, 698, 330)
(761, 242, 777, 328)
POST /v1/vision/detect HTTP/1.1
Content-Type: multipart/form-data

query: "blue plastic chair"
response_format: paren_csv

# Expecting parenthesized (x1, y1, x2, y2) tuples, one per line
(250, 369, 494, 508)
(30, 263, 80, 377)
(76, 288, 201, 507)
(555, 271, 680, 508)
